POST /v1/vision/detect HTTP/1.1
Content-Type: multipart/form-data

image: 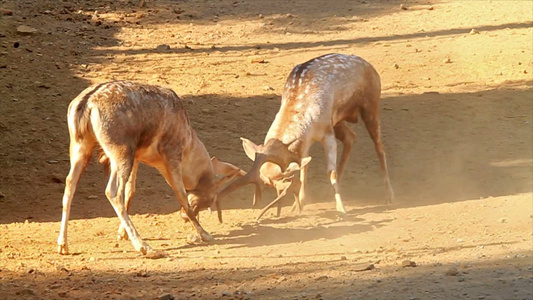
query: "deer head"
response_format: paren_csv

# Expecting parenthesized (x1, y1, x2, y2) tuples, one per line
(217, 137, 311, 206)
(182, 157, 245, 223)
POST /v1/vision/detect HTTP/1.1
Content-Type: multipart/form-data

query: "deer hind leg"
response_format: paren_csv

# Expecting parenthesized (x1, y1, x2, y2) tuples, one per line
(159, 163, 214, 242)
(323, 129, 347, 214)
(57, 138, 95, 255)
(361, 110, 394, 204)
(117, 160, 139, 241)
(104, 149, 151, 255)
(334, 121, 357, 181)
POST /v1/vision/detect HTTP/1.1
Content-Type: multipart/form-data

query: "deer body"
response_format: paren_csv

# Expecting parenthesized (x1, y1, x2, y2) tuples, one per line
(58, 81, 242, 256)
(221, 53, 393, 218)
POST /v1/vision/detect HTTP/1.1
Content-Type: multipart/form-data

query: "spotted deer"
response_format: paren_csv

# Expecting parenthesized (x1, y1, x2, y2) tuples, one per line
(57, 81, 244, 256)
(219, 53, 394, 220)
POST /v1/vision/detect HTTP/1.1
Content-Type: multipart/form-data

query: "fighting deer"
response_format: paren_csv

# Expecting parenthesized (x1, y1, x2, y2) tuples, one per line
(219, 53, 394, 220)
(57, 81, 244, 256)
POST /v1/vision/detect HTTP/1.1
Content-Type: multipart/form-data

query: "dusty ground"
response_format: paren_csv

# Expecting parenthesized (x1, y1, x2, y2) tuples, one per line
(1, 0, 532, 299)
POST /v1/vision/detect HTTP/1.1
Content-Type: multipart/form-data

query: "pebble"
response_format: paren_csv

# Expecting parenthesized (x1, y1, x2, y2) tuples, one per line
(46, 160, 59, 164)
(393, 63, 399, 69)
(0, 192, 5, 199)
(402, 260, 417, 268)
(249, 57, 266, 64)
(445, 267, 459, 276)
(156, 44, 171, 51)
(0, 8, 13, 15)
(444, 58, 452, 64)
(353, 263, 375, 272)
(470, 29, 479, 35)
(400, 4, 408, 10)
(16, 288, 36, 296)
(86, 195, 98, 199)
(17, 25, 39, 35)
(158, 293, 174, 300)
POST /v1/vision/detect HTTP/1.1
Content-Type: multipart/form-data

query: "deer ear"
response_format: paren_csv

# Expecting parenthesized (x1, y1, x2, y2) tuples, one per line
(241, 137, 262, 161)
(211, 157, 246, 190)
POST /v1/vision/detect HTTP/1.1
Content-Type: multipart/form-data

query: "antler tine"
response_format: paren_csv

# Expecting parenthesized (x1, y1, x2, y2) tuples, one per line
(217, 153, 268, 200)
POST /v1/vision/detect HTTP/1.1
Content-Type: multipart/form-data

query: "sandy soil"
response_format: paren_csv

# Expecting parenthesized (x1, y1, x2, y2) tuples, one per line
(0, 0, 532, 299)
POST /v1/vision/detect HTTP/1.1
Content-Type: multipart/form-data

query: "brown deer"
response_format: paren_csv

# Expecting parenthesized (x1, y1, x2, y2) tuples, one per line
(57, 81, 244, 256)
(219, 53, 394, 220)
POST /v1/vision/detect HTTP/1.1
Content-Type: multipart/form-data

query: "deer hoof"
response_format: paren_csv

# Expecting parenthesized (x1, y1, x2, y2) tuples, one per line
(336, 204, 347, 215)
(200, 232, 215, 242)
(58, 244, 69, 255)
(117, 229, 129, 241)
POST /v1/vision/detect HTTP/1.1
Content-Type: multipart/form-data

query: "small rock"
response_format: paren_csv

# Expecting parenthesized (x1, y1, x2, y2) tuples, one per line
(428, 6, 434, 10)
(156, 44, 171, 51)
(249, 57, 267, 64)
(145, 250, 167, 259)
(353, 263, 375, 272)
(158, 293, 174, 300)
(0, 192, 5, 199)
(340, 256, 347, 261)
(445, 267, 459, 276)
(201, 108, 212, 114)
(17, 25, 38, 35)
(470, 29, 479, 35)
(136, 270, 149, 277)
(16, 288, 36, 296)
(458, 276, 465, 282)
(497, 218, 506, 223)
(400, 4, 408, 10)
(402, 260, 417, 268)
(0, 8, 13, 15)
(86, 195, 98, 199)
(444, 58, 452, 64)
(315, 275, 328, 281)
(46, 160, 59, 164)
(222, 291, 231, 297)
(393, 63, 399, 69)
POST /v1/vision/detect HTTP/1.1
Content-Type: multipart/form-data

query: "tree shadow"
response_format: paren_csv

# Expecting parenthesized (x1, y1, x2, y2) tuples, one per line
(1, 252, 531, 299)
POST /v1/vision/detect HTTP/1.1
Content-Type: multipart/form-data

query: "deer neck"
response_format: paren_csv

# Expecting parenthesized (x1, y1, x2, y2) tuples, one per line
(181, 129, 215, 190)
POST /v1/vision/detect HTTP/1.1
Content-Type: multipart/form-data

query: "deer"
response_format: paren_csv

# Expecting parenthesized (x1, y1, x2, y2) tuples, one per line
(218, 53, 394, 220)
(57, 81, 244, 256)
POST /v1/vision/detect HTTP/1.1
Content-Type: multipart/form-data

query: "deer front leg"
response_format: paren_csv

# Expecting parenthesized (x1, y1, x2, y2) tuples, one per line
(161, 165, 214, 243)
(323, 131, 347, 214)
(117, 160, 139, 241)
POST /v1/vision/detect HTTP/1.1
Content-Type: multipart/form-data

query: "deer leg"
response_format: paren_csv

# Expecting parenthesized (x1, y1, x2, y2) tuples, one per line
(57, 140, 94, 255)
(334, 121, 357, 181)
(362, 111, 394, 204)
(105, 153, 151, 255)
(160, 164, 214, 242)
(293, 161, 309, 214)
(117, 160, 139, 241)
(323, 131, 347, 214)
(276, 188, 283, 217)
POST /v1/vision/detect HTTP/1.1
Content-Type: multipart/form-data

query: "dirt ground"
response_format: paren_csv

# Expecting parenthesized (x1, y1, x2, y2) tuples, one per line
(0, 0, 532, 299)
